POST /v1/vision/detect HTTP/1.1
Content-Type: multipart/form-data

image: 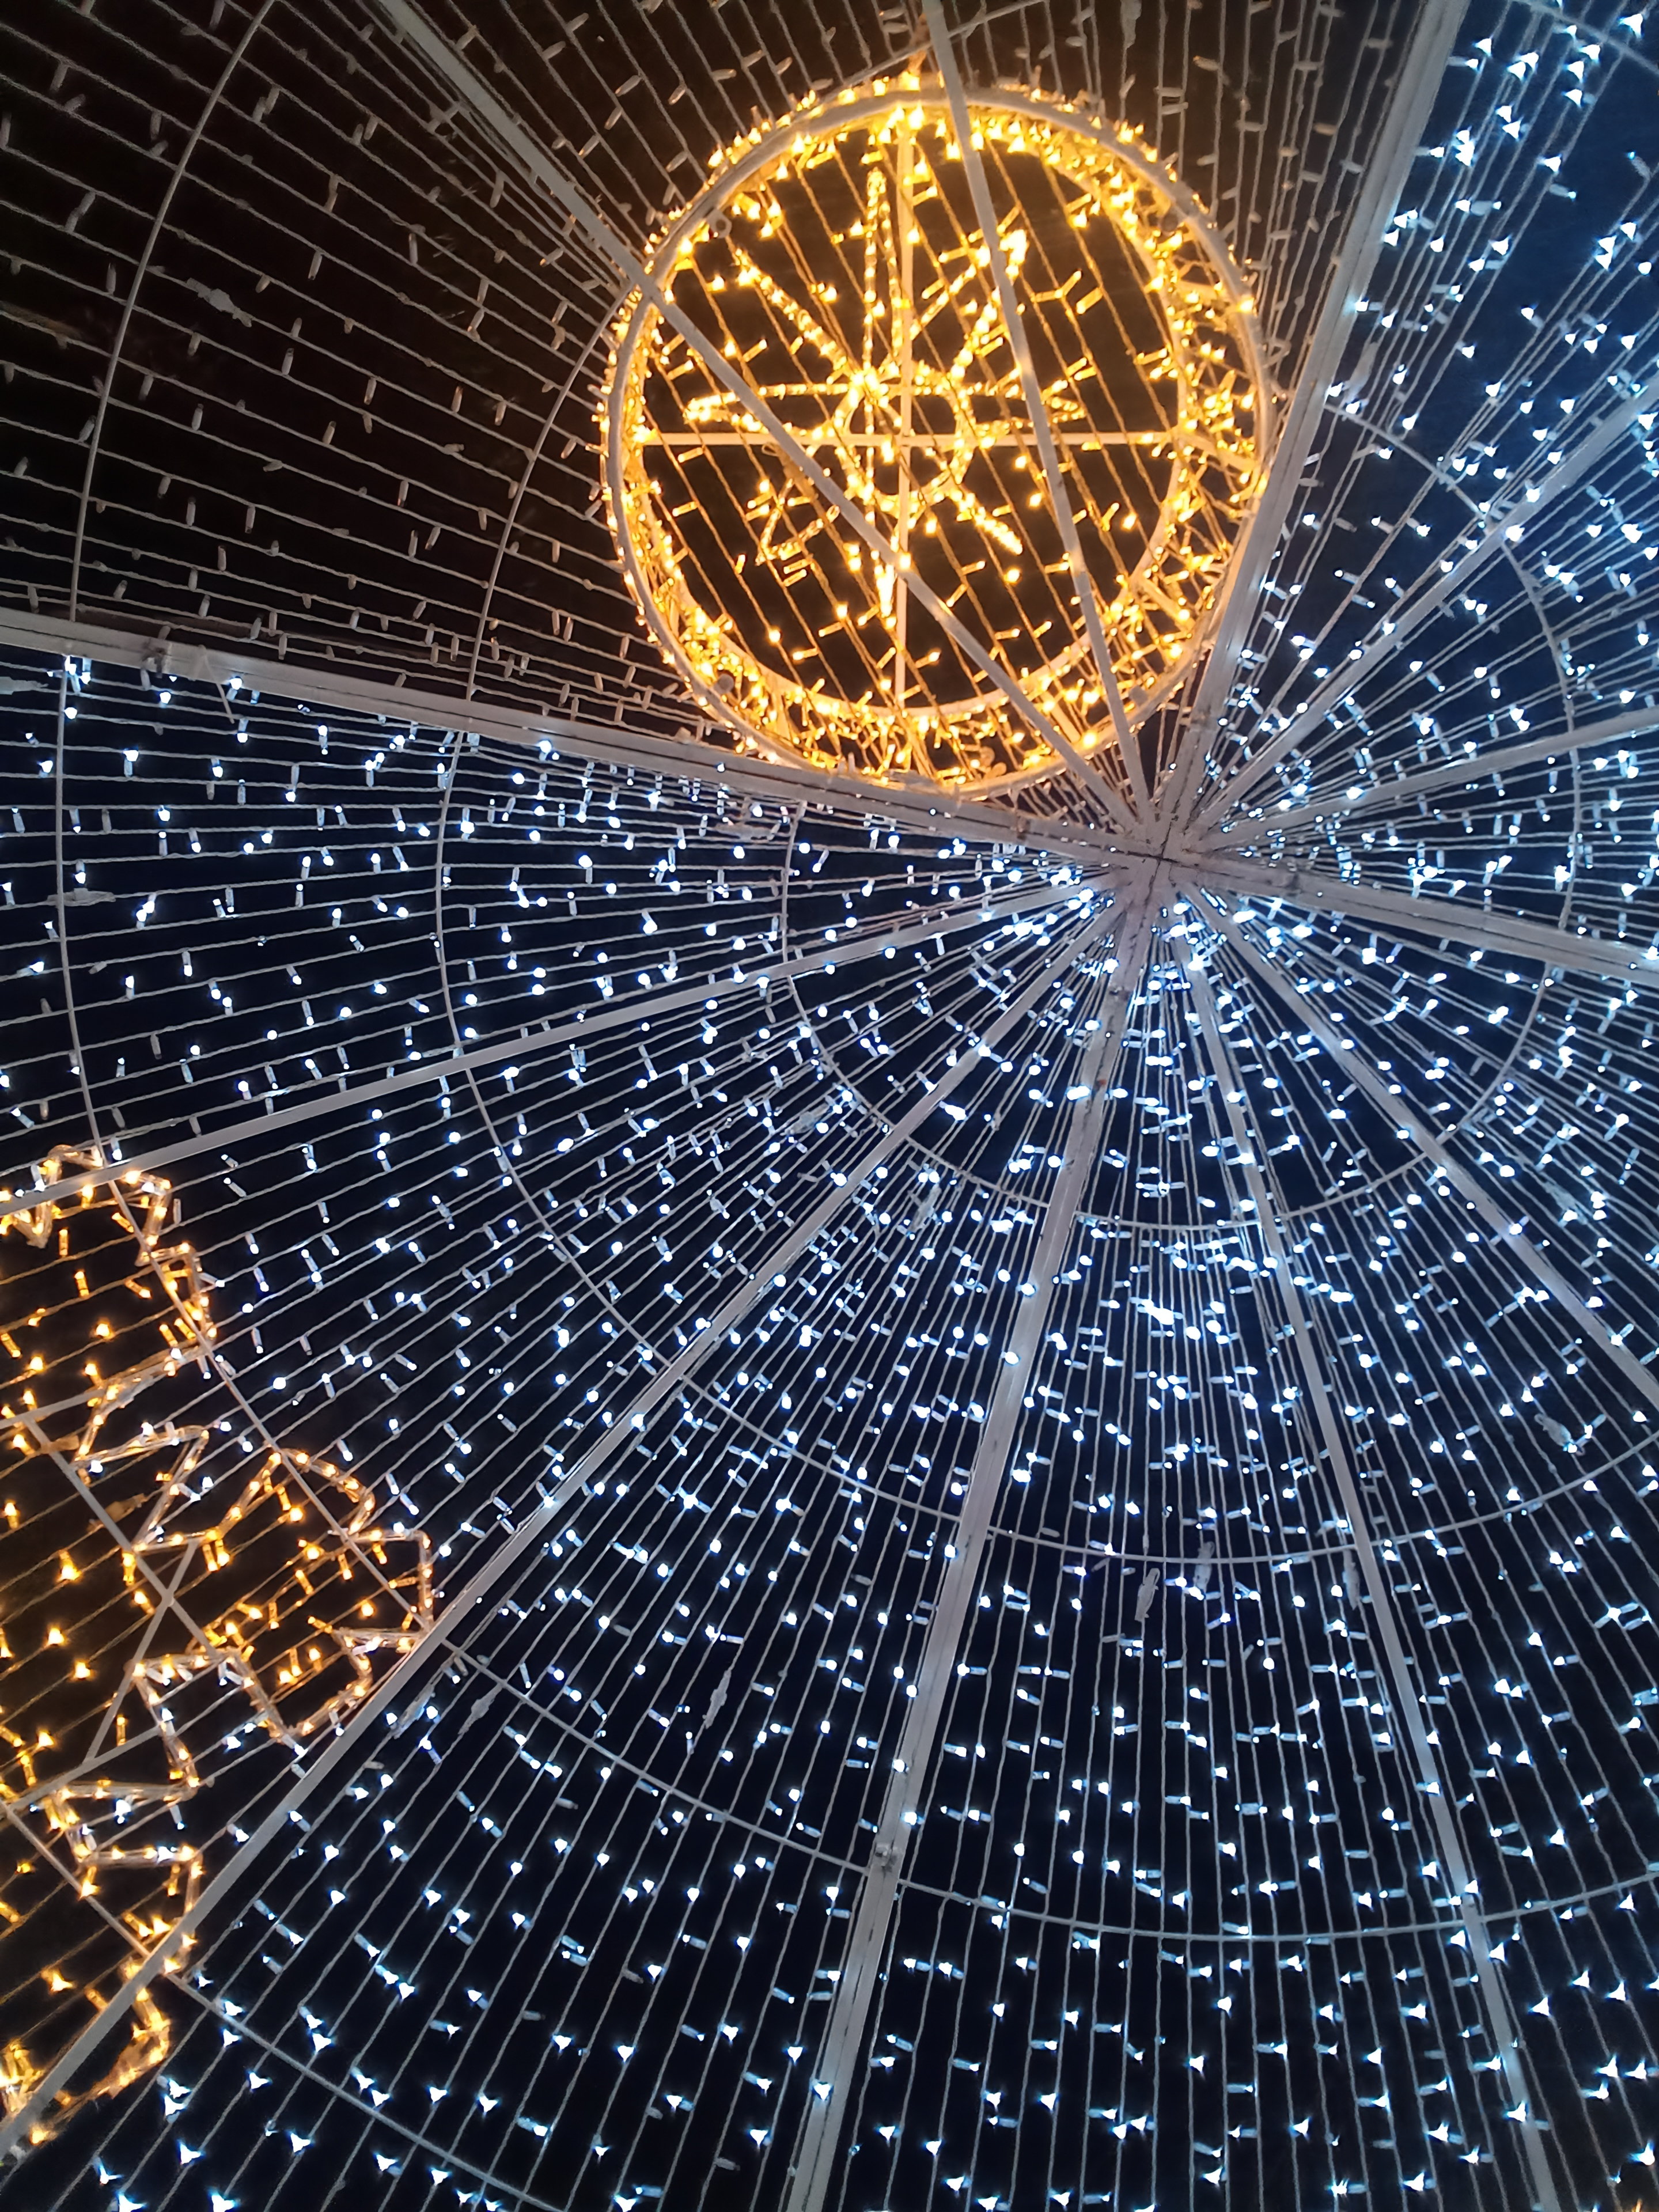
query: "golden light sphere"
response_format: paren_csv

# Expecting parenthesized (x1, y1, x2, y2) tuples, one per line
(602, 78, 1269, 793)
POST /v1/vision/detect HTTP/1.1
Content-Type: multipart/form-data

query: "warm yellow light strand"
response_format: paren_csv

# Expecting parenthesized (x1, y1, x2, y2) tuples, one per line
(0, 1149, 436, 2142)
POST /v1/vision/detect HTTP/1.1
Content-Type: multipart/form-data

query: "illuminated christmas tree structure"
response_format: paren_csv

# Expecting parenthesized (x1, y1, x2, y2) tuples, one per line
(2, 1, 1659, 2209)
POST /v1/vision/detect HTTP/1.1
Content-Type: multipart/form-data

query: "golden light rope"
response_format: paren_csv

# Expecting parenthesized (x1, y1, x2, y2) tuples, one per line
(0, 1150, 437, 2142)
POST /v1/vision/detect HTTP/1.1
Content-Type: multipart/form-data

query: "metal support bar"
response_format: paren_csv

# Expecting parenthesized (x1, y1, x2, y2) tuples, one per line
(1201, 852, 1659, 983)
(2, 869, 1108, 1226)
(1202, 368, 1659, 824)
(370, 0, 1125, 814)
(1209, 701, 1659, 841)
(1163, 0, 1468, 826)
(1193, 888, 1659, 1426)
(922, 0, 1146, 819)
(1175, 929, 1563, 2212)
(778, 898, 1150, 2212)
(0, 902, 1115, 2162)
(893, 109, 917, 722)
(642, 429, 1183, 449)
(0, 609, 1119, 870)
(14, 1417, 229, 1726)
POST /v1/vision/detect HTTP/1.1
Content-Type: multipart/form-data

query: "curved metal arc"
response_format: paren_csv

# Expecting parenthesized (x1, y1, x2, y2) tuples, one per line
(48, 2, 281, 1396)
(62, 1, 278, 634)
(461, 313, 618, 704)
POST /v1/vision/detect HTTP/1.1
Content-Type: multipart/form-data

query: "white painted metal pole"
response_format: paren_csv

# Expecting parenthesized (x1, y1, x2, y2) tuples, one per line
(1163, 0, 1469, 827)
(922, 0, 1147, 820)
(1199, 854, 1659, 983)
(1176, 927, 1563, 2212)
(1, 873, 1115, 1225)
(778, 896, 1150, 2212)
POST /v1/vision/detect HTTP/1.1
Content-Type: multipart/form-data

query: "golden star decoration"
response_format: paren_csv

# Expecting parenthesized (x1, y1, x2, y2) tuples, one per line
(603, 76, 1268, 793)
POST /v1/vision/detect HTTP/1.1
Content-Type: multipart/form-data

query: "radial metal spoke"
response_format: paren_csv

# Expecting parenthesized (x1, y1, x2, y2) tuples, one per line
(1162, 0, 1471, 828)
(1200, 368, 1659, 827)
(0, 896, 1117, 2164)
(1200, 851, 1659, 982)
(0, 608, 1123, 866)
(0, 872, 1112, 1226)
(1176, 926, 1565, 2212)
(922, 0, 1147, 817)
(1191, 885, 1659, 1421)
(777, 896, 1149, 2212)
(1210, 700, 1659, 839)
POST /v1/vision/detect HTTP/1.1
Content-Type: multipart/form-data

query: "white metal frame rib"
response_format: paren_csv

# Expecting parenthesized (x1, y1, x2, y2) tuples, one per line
(0, 847, 1113, 1224)
(1174, 923, 1564, 2212)
(1215, 700, 1659, 839)
(778, 897, 1150, 2212)
(1200, 367, 1659, 828)
(920, 0, 1148, 814)
(0, 609, 1122, 871)
(1197, 855, 1659, 980)
(0, 897, 1119, 2162)
(1191, 885, 1659, 1425)
(1160, 0, 1471, 829)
